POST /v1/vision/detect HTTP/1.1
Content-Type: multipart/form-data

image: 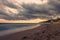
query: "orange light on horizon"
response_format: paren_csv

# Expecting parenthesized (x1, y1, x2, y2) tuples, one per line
(0, 18, 47, 23)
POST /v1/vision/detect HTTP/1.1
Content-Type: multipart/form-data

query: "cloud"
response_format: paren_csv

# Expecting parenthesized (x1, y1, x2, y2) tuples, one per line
(49, 0, 60, 13)
(3, 2, 18, 9)
(0, 0, 60, 20)
(18, 3, 53, 19)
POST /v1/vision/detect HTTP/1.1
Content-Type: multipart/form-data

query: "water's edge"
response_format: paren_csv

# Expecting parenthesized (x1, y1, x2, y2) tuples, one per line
(0, 24, 40, 36)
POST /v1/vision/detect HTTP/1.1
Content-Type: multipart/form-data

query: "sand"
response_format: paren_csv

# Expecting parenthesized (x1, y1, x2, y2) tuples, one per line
(0, 23, 60, 40)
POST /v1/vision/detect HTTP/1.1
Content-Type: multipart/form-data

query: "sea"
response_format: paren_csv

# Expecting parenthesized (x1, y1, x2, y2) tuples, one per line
(0, 23, 37, 31)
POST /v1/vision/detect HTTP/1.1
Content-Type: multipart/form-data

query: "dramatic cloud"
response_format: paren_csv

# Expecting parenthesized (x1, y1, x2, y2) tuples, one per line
(0, 0, 60, 20)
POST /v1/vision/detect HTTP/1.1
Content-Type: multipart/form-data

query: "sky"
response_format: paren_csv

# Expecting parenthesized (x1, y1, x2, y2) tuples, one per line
(0, 0, 60, 23)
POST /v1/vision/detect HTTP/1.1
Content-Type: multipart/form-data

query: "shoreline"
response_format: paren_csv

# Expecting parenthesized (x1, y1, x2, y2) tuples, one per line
(0, 24, 40, 36)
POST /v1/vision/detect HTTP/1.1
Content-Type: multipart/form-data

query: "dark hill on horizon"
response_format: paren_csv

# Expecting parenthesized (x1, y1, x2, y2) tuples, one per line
(40, 18, 60, 24)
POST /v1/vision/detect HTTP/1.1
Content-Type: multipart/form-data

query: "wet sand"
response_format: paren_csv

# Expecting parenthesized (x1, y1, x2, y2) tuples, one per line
(0, 23, 60, 40)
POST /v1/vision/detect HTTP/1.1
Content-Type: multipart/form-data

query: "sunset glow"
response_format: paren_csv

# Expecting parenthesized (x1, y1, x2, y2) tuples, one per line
(0, 18, 47, 23)
(0, 0, 49, 23)
(0, 0, 60, 23)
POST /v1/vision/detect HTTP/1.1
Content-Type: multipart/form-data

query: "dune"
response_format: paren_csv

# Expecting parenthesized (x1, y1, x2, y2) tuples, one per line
(0, 23, 60, 40)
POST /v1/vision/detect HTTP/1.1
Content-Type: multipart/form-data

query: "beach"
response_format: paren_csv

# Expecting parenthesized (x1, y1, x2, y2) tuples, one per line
(0, 23, 60, 40)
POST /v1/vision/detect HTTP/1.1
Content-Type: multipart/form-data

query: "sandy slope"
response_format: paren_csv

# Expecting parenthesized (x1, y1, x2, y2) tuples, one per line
(0, 23, 60, 40)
